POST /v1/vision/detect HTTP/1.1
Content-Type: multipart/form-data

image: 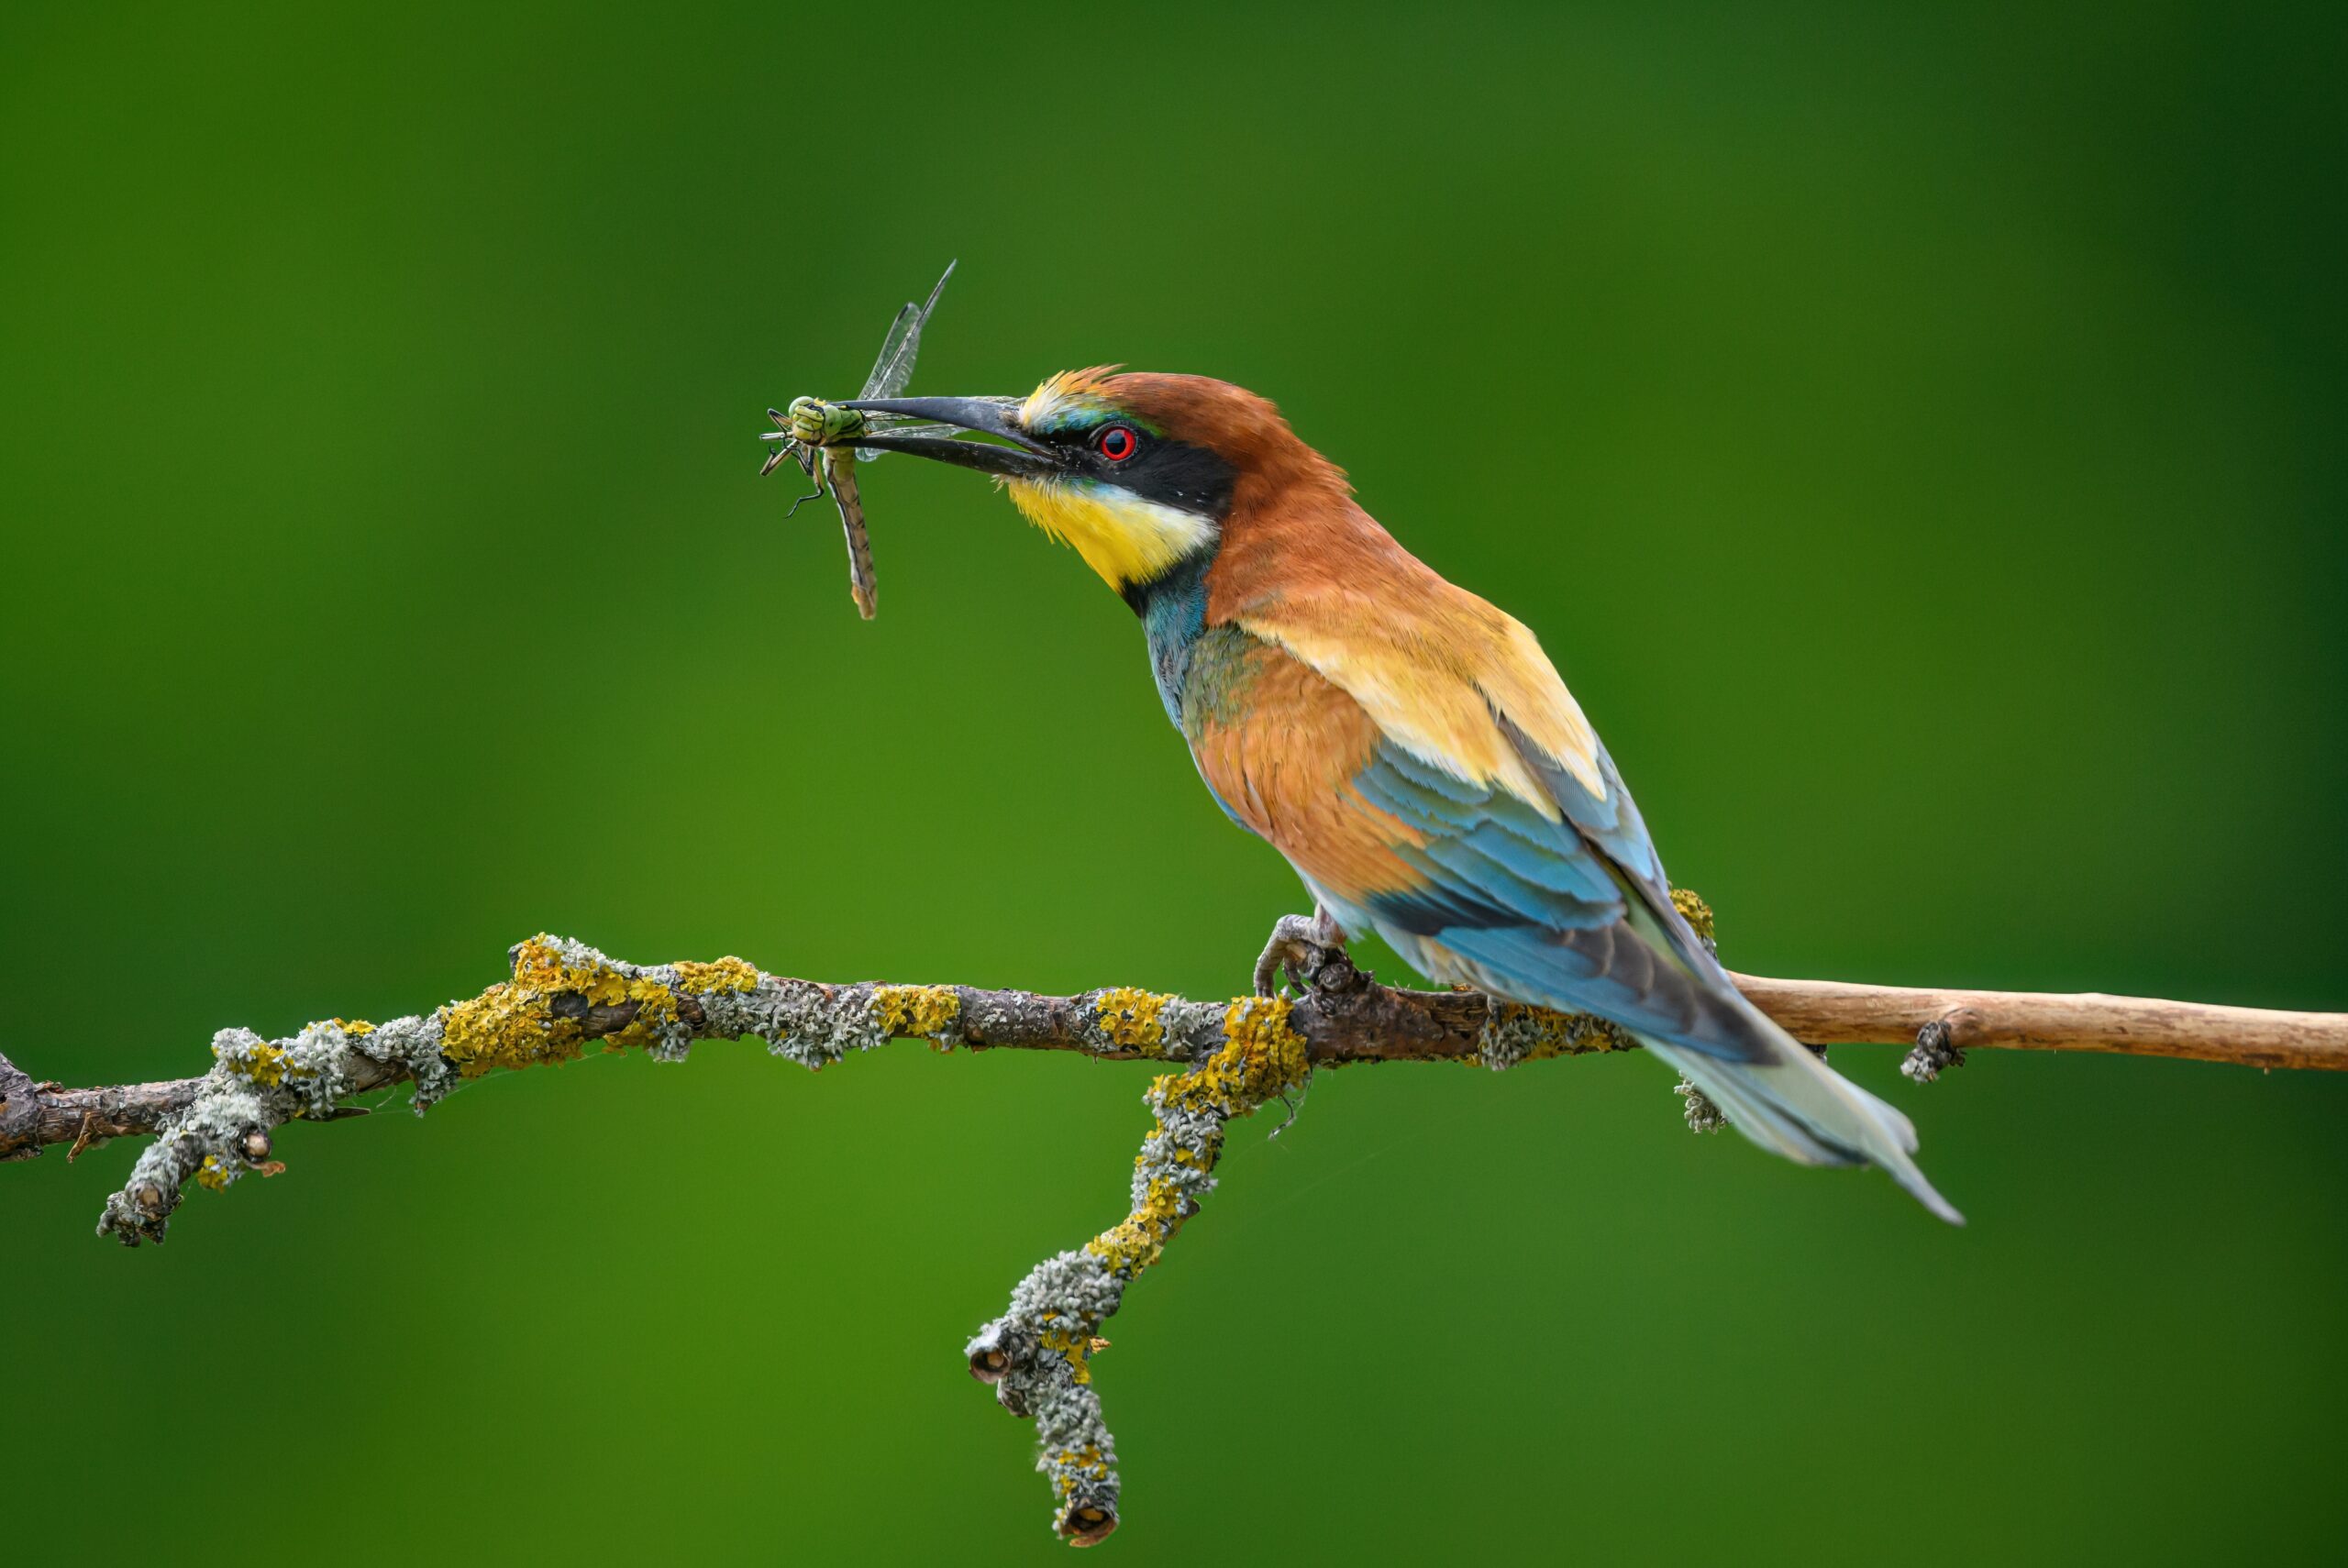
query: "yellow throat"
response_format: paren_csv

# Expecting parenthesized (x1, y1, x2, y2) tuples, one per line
(1005, 478, 1214, 592)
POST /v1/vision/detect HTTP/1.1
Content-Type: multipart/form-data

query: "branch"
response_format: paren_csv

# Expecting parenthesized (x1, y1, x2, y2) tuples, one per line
(1728, 972, 2348, 1073)
(3, 927, 2340, 1544)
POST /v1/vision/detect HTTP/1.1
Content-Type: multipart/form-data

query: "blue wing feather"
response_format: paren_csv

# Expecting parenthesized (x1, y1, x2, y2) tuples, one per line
(1349, 734, 1775, 1062)
(1508, 721, 1667, 891)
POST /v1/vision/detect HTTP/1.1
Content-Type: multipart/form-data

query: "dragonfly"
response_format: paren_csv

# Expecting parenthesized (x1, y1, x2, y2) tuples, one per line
(760, 260, 963, 620)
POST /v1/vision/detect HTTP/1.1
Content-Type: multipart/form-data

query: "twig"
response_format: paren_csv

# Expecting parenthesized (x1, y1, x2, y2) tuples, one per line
(1728, 973, 2348, 1073)
(1, 930, 2340, 1543)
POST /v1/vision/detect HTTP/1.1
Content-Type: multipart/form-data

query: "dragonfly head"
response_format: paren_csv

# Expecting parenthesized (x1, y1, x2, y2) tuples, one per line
(785, 395, 868, 447)
(838, 370, 1339, 601)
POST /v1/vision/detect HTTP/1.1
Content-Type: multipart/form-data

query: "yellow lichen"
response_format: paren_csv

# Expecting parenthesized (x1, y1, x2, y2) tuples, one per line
(439, 935, 613, 1077)
(1092, 988, 1171, 1055)
(871, 984, 961, 1043)
(195, 1154, 229, 1192)
(441, 983, 583, 1076)
(674, 956, 759, 996)
(333, 1018, 375, 1036)
(1036, 1315, 1108, 1385)
(218, 1041, 306, 1087)
(1670, 886, 1716, 944)
(1158, 996, 1309, 1116)
(1051, 1446, 1111, 1495)
(1083, 1175, 1188, 1280)
(605, 973, 682, 1050)
(506, 938, 572, 994)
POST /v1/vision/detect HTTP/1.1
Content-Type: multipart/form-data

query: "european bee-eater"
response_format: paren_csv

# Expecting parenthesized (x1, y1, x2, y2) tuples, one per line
(838, 370, 1960, 1223)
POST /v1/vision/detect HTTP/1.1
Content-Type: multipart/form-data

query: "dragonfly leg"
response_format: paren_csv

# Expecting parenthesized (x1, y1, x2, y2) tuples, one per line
(784, 458, 826, 517)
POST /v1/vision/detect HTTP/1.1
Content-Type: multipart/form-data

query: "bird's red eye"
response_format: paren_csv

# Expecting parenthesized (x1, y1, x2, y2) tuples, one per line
(1096, 425, 1138, 462)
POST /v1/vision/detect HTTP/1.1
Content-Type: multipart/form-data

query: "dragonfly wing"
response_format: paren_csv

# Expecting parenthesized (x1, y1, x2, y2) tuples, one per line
(859, 259, 956, 401)
(853, 418, 960, 460)
(859, 302, 921, 399)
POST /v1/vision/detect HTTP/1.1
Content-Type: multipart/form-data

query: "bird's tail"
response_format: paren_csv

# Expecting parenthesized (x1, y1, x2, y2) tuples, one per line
(1642, 1000, 1965, 1225)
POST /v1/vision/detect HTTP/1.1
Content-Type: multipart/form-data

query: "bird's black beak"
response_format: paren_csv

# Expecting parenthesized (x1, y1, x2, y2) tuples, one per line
(836, 395, 1059, 480)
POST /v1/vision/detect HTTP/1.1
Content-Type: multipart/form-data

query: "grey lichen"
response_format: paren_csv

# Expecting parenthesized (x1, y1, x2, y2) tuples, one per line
(969, 1250, 1127, 1540)
(695, 976, 877, 1068)
(1668, 888, 1730, 1132)
(1032, 1364, 1118, 1544)
(691, 976, 954, 1069)
(1676, 1077, 1729, 1134)
(100, 1078, 272, 1242)
(1478, 1006, 1545, 1071)
(1902, 1018, 1967, 1083)
(98, 1010, 434, 1245)
(350, 1013, 456, 1110)
(1477, 1002, 1629, 1070)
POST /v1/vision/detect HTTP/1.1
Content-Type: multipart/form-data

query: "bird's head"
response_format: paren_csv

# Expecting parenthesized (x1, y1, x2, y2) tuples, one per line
(840, 369, 1345, 605)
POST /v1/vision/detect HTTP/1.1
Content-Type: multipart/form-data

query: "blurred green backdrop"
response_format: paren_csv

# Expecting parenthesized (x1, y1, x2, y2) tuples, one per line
(3, 2, 2342, 1562)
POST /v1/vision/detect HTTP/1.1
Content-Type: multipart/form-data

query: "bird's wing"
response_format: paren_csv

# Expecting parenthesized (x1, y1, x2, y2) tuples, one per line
(1182, 620, 1773, 1062)
(1202, 525, 1960, 1218)
(1221, 522, 1669, 908)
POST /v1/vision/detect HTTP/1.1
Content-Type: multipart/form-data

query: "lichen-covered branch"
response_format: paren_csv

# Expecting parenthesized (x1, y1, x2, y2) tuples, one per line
(0, 936, 1644, 1182)
(3, 927, 2342, 1545)
(963, 992, 1311, 1544)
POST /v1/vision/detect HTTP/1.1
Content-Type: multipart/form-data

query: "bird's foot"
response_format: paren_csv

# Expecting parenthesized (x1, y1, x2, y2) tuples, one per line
(1253, 907, 1353, 998)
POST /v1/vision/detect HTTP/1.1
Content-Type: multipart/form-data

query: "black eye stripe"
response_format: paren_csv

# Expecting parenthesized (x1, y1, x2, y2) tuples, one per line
(1086, 434, 1237, 521)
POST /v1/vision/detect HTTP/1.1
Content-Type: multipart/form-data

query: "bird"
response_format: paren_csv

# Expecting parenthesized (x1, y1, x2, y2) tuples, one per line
(836, 368, 1961, 1223)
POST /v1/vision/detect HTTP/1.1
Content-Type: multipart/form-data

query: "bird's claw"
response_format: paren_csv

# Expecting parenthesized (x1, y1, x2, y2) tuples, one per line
(1252, 908, 1348, 997)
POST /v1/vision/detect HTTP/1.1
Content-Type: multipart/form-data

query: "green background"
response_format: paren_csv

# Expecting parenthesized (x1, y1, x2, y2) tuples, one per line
(4, 3, 2342, 1562)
